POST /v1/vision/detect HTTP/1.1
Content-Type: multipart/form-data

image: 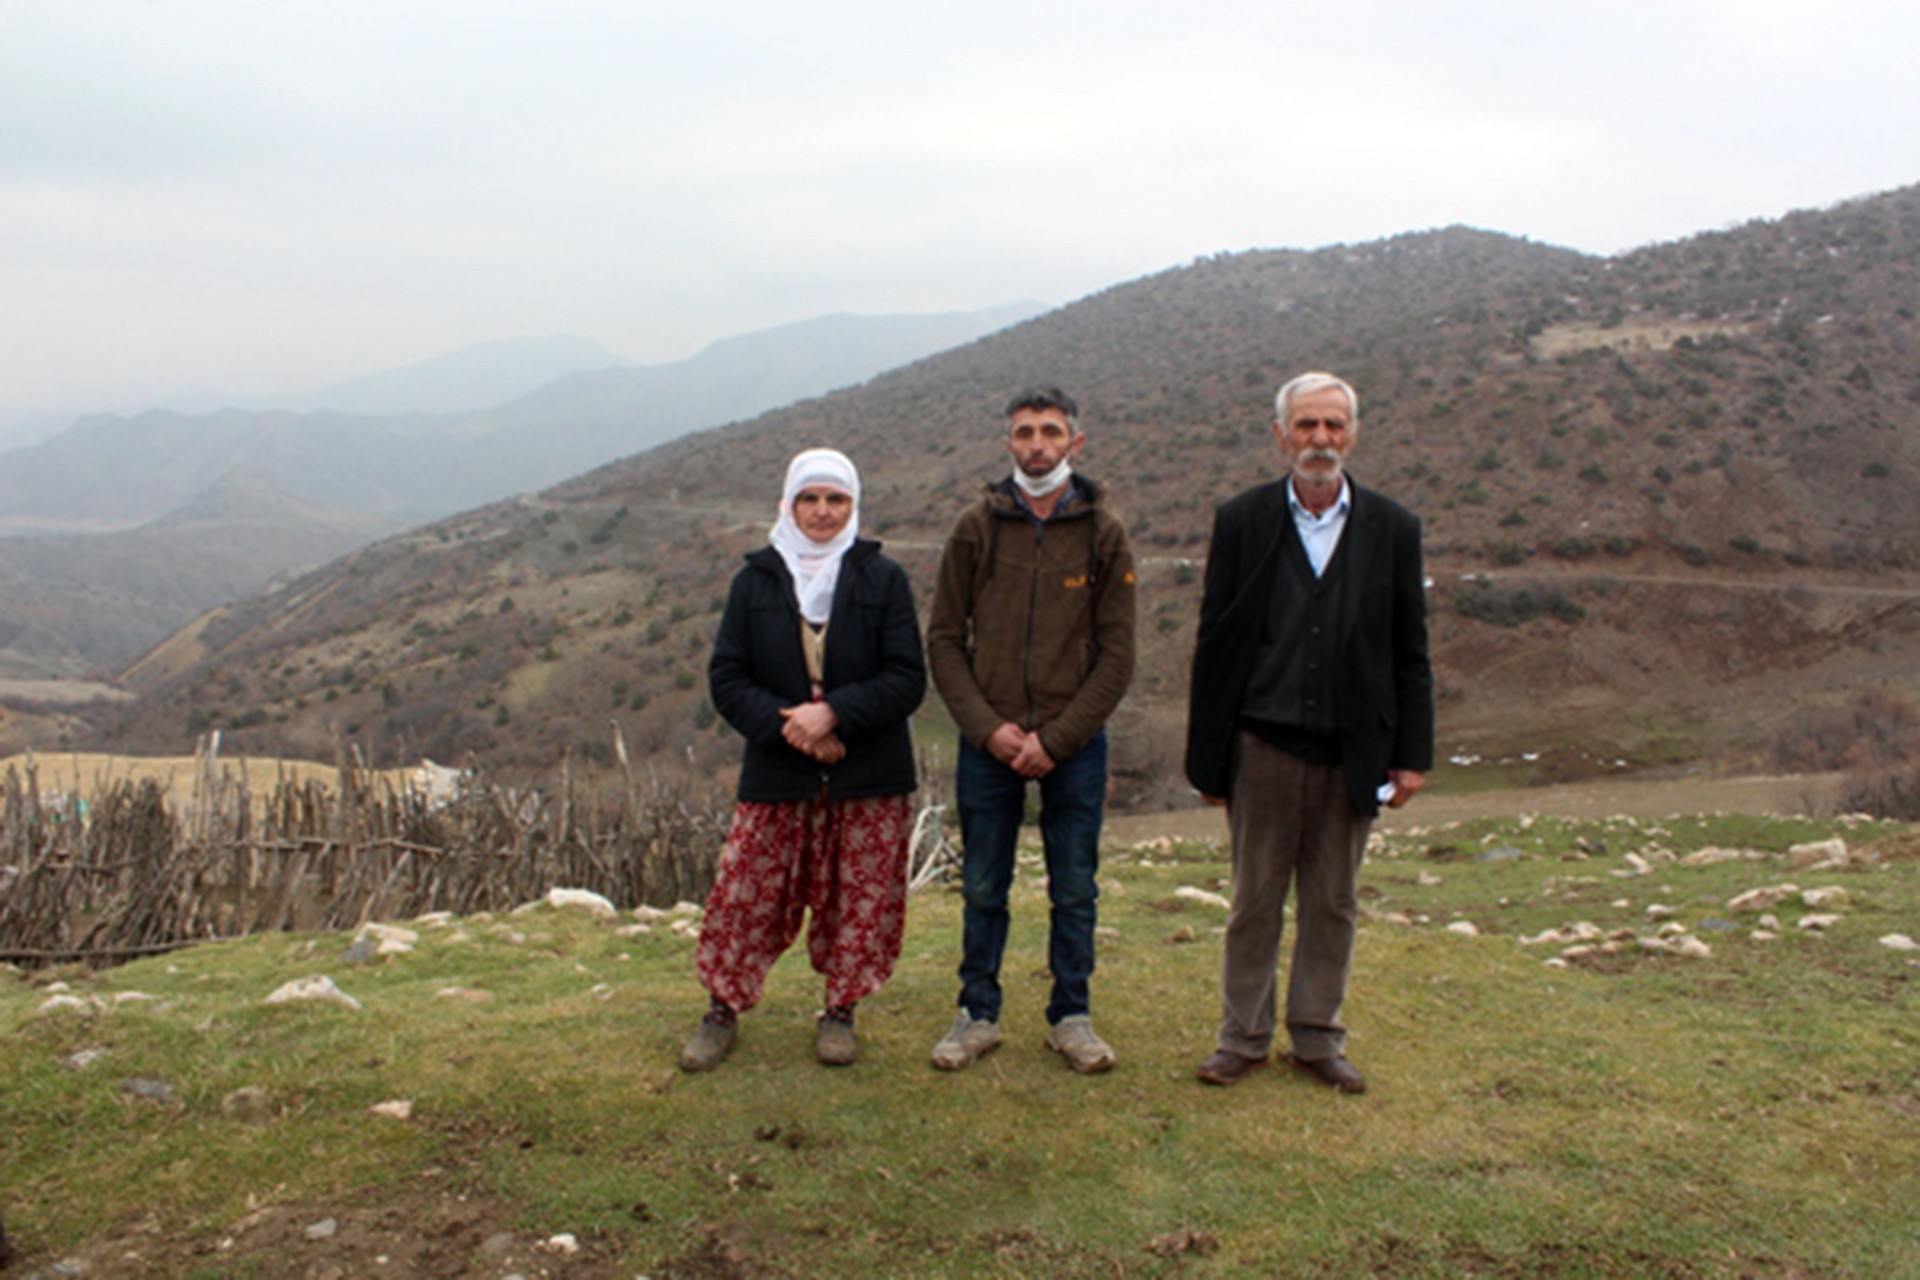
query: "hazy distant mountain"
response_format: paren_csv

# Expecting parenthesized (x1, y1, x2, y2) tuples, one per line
(277, 334, 636, 415)
(0, 304, 1047, 533)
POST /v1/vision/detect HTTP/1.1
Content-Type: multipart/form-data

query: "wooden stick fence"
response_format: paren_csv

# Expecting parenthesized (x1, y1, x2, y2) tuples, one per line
(0, 754, 730, 968)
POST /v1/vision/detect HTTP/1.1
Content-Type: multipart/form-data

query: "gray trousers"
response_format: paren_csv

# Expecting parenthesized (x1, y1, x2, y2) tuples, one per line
(1217, 729, 1372, 1062)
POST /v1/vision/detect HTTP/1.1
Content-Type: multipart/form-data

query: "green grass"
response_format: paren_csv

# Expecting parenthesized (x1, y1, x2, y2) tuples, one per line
(4, 813, 1917, 1277)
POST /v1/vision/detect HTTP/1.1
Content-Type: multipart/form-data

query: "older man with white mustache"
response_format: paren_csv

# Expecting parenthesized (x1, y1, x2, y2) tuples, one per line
(1184, 371, 1434, 1095)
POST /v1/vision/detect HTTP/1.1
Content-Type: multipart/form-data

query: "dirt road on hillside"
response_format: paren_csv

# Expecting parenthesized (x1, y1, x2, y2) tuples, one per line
(1103, 772, 1844, 846)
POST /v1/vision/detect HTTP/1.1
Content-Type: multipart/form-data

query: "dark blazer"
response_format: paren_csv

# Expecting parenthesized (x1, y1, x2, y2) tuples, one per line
(1184, 476, 1433, 817)
(709, 539, 926, 803)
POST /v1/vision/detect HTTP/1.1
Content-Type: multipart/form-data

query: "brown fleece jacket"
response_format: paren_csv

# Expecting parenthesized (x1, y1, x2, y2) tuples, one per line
(926, 474, 1137, 762)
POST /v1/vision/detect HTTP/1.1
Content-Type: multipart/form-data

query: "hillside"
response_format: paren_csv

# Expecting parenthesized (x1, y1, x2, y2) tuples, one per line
(91, 187, 1920, 801)
(0, 469, 399, 685)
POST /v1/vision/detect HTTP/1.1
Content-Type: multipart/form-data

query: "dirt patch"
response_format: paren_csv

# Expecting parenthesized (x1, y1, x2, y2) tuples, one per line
(12, 1188, 631, 1280)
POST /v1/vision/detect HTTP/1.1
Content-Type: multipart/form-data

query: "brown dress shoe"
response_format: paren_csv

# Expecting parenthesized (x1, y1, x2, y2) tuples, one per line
(1290, 1053, 1366, 1093)
(1196, 1049, 1269, 1086)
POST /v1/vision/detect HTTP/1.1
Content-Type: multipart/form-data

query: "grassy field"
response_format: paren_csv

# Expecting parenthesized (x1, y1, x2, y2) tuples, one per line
(3, 809, 1916, 1278)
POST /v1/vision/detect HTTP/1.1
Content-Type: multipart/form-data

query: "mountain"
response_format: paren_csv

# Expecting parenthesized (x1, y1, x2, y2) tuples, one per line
(0, 468, 399, 680)
(70, 188, 1920, 803)
(0, 304, 1047, 532)
(278, 333, 636, 415)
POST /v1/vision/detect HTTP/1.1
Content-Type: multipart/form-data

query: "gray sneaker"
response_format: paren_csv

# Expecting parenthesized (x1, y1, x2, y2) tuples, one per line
(930, 1010, 1002, 1071)
(1046, 1015, 1116, 1074)
(678, 1013, 737, 1072)
(816, 1010, 858, 1067)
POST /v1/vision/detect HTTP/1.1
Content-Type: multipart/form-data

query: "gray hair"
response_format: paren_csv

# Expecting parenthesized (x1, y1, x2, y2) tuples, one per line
(1274, 372, 1359, 423)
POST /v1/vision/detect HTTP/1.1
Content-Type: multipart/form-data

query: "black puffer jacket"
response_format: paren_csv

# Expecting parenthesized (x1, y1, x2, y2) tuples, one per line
(709, 539, 925, 803)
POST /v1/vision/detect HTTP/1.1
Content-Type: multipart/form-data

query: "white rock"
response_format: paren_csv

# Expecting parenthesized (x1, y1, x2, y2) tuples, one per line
(1800, 887, 1848, 908)
(305, 1218, 339, 1240)
(39, 993, 94, 1014)
(1878, 934, 1918, 952)
(1727, 884, 1800, 913)
(1681, 846, 1751, 867)
(264, 976, 363, 1011)
(375, 938, 415, 956)
(1519, 921, 1602, 946)
(547, 887, 618, 918)
(43, 980, 73, 993)
(1174, 886, 1231, 910)
(1750, 929, 1779, 941)
(1797, 914, 1842, 931)
(112, 991, 160, 1003)
(614, 923, 654, 937)
(1623, 852, 1652, 874)
(1417, 870, 1442, 887)
(362, 923, 420, 946)
(544, 1233, 580, 1255)
(1446, 921, 1480, 937)
(369, 1099, 413, 1120)
(1645, 904, 1676, 920)
(1786, 838, 1847, 869)
(1675, 936, 1713, 958)
(631, 905, 668, 923)
(434, 987, 493, 1002)
(413, 910, 457, 926)
(670, 900, 703, 916)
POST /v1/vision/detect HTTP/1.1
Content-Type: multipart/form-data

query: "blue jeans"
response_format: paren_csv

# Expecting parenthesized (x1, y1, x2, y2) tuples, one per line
(954, 729, 1107, 1026)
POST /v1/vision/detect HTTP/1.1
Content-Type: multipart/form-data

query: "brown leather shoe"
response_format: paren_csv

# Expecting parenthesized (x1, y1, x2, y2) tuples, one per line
(1290, 1053, 1366, 1093)
(1196, 1049, 1269, 1086)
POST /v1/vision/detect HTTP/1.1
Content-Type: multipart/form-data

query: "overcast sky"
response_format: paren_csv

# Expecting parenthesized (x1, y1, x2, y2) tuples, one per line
(5, 0, 1918, 411)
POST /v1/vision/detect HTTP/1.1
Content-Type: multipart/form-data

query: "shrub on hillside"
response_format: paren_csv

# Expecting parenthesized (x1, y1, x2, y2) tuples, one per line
(1454, 583, 1584, 627)
(1768, 689, 1918, 773)
(1835, 765, 1920, 821)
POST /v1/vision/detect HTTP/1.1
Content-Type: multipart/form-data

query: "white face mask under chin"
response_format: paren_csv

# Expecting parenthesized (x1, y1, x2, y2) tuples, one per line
(1014, 459, 1072, 498)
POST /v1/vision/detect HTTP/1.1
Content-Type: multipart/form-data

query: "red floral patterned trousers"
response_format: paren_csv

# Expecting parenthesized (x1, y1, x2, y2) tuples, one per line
(695, 793, 912, 1012)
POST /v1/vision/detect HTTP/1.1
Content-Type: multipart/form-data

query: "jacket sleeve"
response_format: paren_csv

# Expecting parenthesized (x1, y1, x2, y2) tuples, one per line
(707, 568, 794, 749)
(925, 509, 1005, 749)
(1184, 502, 1244, 797)
(1193, 502, 1243, 660)
(823, 560, 927, 739)
(1388, 511, 1435, 773)
(1036, 514, 1137, 762)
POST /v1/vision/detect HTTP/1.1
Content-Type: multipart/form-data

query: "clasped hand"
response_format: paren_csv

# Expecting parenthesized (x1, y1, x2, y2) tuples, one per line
(780, 701, 845, 764)
(986, 722, 1055, 778)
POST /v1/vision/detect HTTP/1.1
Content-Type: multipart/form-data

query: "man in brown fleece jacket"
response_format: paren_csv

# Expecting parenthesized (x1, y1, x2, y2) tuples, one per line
(925, 386, 1137, 1074)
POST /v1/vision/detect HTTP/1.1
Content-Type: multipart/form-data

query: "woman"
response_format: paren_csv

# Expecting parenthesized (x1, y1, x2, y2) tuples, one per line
(680, 447, 925, 1070)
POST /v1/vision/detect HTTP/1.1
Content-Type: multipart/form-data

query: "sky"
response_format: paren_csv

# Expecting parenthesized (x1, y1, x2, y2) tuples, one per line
(5, 0, 1919, 413)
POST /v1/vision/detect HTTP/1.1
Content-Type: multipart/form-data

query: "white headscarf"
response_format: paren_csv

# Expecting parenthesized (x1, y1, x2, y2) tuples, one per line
(769, 447, 861, 625)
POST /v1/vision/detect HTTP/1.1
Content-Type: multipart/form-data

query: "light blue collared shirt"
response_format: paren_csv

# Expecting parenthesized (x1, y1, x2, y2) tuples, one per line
(1288, 476, 1351, 578)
